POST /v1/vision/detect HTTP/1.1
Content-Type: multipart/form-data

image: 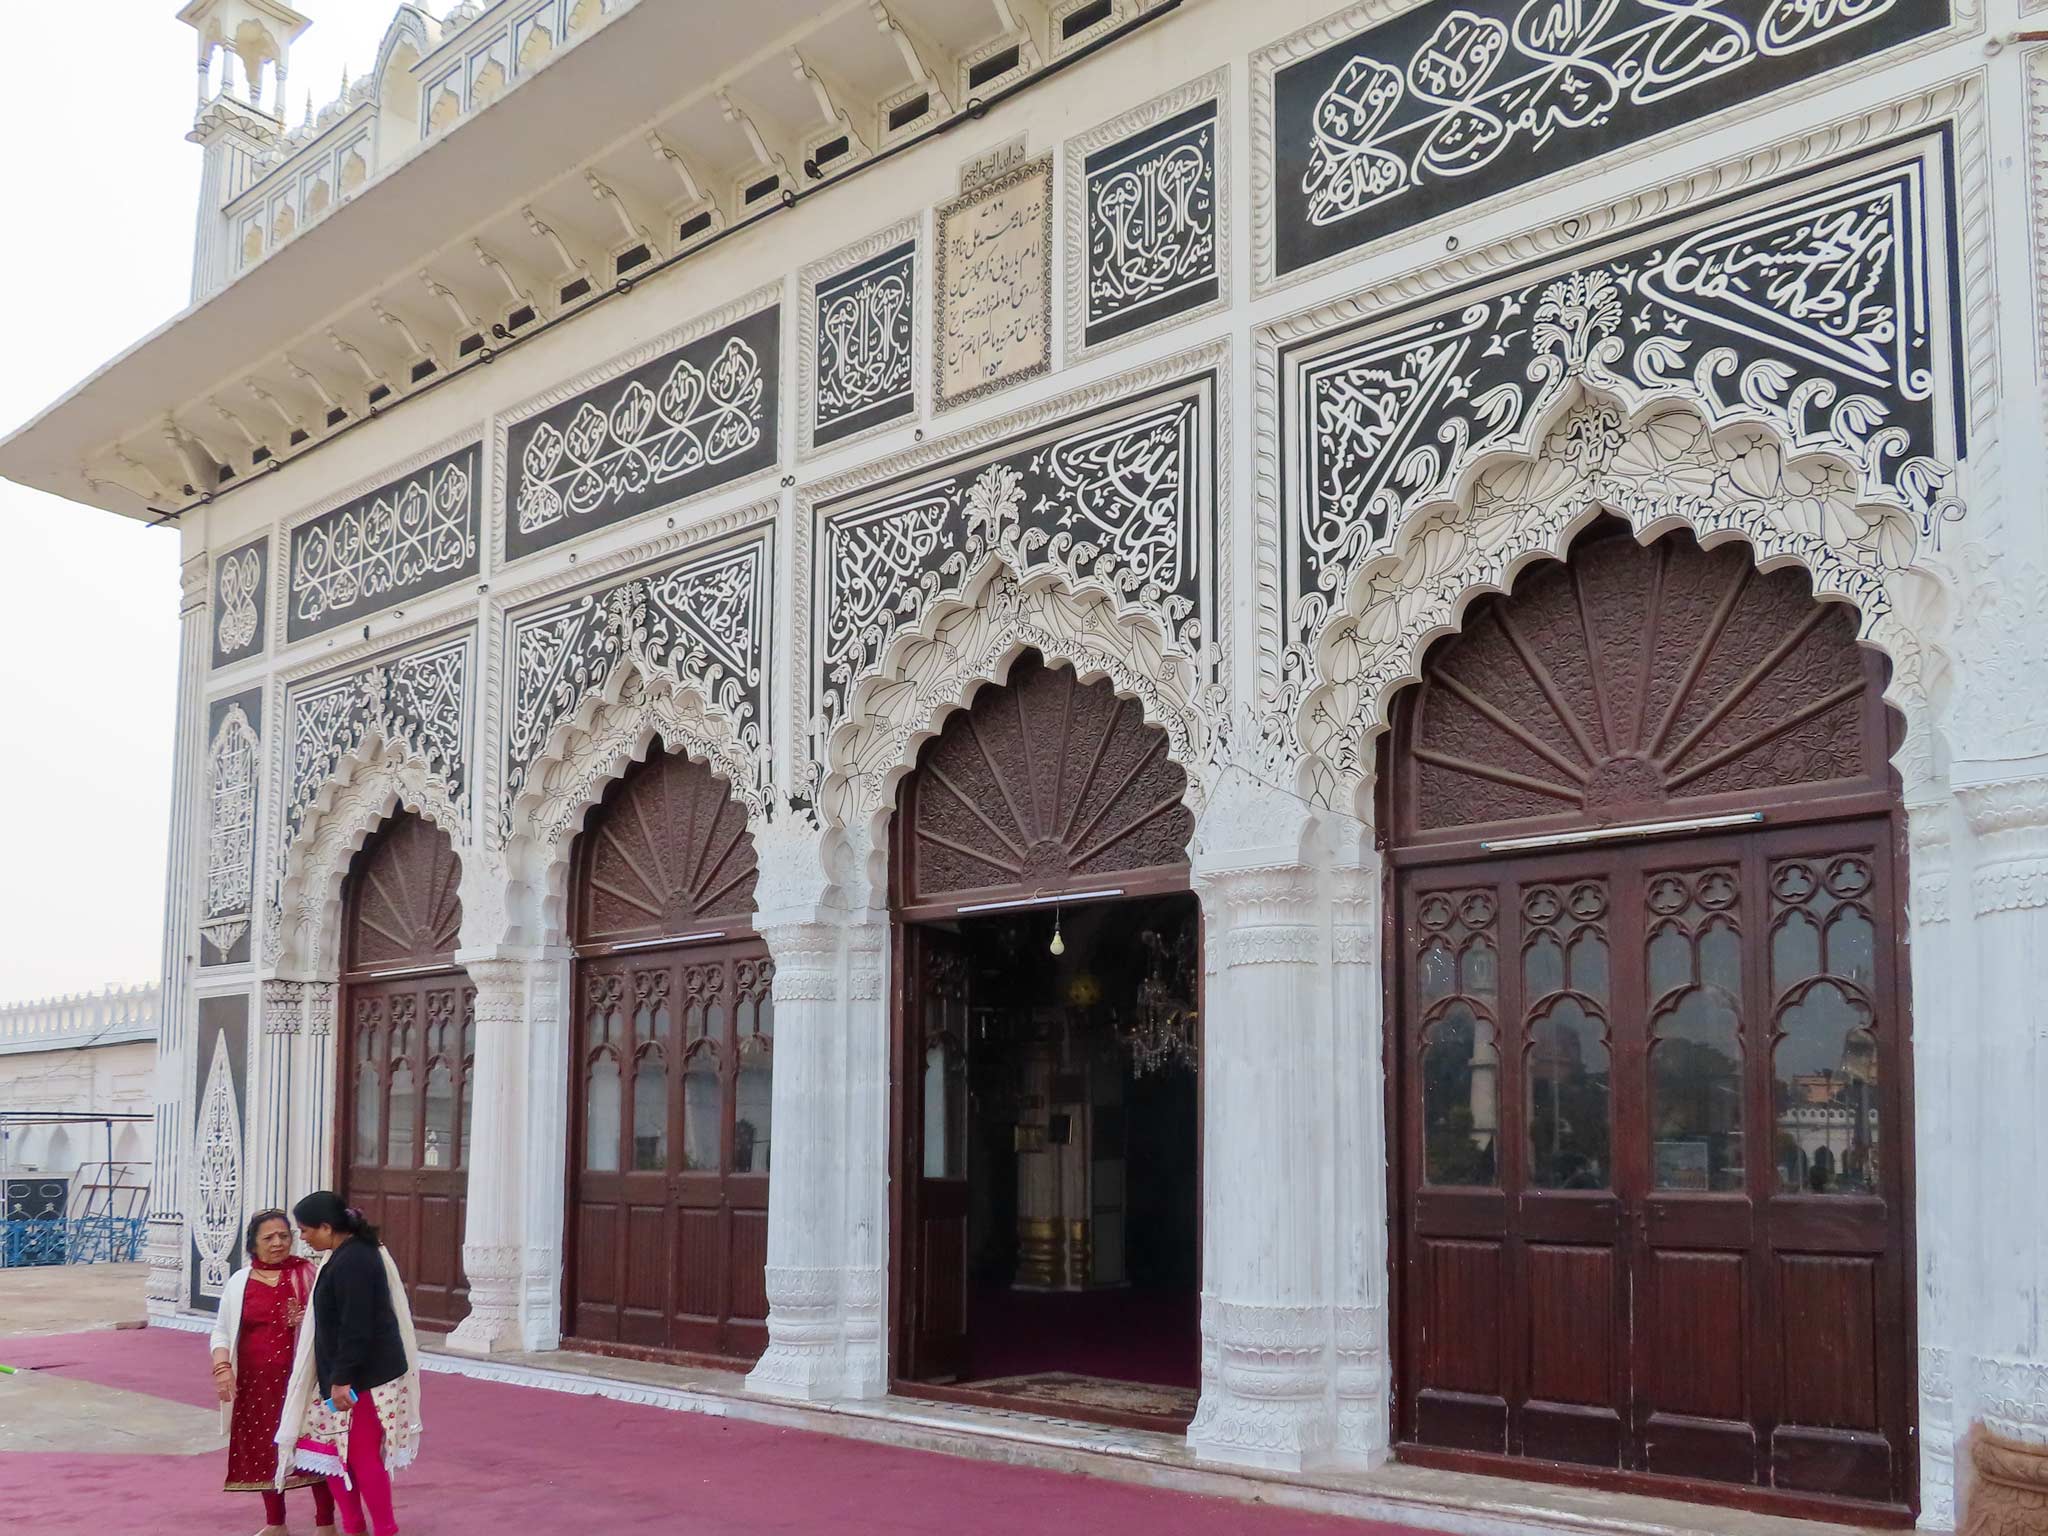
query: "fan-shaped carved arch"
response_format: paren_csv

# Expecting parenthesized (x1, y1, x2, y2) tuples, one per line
(896, 652, 1193, 909)
(271, 741, 469, 976)
(1389, 517, 1891, 847)
(344, 811, 463, 973)
(573, 751, 758, 946)
(819, 574, 1210, 886)
(1289, 395, 1945, 813)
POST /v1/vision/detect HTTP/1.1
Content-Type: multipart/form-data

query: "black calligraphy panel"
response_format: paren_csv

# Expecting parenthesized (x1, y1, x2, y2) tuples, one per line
(815, 375, 1213, 737)
(211, 534, 268, 669)
(1281, 145, 1957, 654)
(287, 444, 481, 641)
(1084, 100, 1221, 346)
(815, 243, 916, 446)
(1269, 0, 1948, 277)
(506, 305, 781, 559)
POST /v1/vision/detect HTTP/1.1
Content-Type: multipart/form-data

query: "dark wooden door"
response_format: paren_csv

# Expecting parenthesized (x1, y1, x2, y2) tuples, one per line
(1388, 520, 1912, 1516)
(566, 750, 770, 1364)
(338, 812, 472, 1330)
(904, 924, 971, 1381)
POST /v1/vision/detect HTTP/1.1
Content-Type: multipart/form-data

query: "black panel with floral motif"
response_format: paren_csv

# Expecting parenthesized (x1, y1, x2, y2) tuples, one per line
(211, 535, 268, 669)
(814, 373, 1214, 739)
(1270, 0, 1947, 277)
(286, 443, 481, 642)
(501, 528, 771, 840)
(202, 688, 263, 968)
(1084, 99, 1219, 346)
(814, 244, 916, 446)
(506, 306, 781, 560)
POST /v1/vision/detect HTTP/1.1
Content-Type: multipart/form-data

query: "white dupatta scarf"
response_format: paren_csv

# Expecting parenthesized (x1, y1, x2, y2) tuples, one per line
(272, 1244, 424, 1489)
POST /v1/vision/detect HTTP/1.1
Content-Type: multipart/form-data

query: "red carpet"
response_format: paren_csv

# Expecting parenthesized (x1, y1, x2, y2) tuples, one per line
(965, 1286, 1200, 1388)
(1, 1327, 1421, 1536)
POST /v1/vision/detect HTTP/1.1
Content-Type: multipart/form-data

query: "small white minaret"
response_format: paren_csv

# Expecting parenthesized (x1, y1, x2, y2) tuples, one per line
(177, 0, 312, 301)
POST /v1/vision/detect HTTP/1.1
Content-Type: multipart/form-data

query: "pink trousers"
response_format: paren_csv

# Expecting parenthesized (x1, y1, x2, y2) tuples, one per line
(324, 1394, 398, 1536)
(261, 1482, 335, 1528)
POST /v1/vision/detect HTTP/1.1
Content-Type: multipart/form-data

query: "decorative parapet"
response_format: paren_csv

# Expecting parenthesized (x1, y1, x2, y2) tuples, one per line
(0, 985, 161, 1056)
(198, 0, 633, 294)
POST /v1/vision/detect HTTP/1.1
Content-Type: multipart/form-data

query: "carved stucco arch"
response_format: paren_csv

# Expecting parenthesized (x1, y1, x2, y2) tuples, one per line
(271, 732, 473, 980)
(1292, 384, 1955, 817)
(816, 563, 1215, 910)
(498, 659, 770, 949)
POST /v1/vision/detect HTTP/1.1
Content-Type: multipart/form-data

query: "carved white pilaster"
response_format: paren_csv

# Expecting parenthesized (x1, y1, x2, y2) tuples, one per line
(840, 913, 890, 1399)
(1956, 773, 2048, 1535)
(150, 552, 209, 1314)
(748, 813, 852, 1400)
(448, 958, 544, 1351)
(749, 903, 848, 1399)
(746, 810, 891, 1403)
(248, 978, 302, 1216)
(1908, 795, 1963, 1531)
(1328, 836, 1389, 1465)
(1187, 767, 1337, 1471)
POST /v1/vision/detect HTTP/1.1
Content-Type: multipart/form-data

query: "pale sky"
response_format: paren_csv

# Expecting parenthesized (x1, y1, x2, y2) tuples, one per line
(0, 4, 409, 1004)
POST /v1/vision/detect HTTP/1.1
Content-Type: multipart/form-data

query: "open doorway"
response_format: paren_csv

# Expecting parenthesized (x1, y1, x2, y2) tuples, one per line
(889, 652, 1202, 1432)
(905, 893, 1200, 1426)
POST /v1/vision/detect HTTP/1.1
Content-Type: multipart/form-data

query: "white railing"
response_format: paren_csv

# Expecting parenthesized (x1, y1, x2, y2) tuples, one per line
(0, 984, 160, 1056)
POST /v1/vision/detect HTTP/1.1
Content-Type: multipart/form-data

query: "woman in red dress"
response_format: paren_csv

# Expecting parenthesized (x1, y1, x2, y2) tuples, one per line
(210, 1209, 335, 1535)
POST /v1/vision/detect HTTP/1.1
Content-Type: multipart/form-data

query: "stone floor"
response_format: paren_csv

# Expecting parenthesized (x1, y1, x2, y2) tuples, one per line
(0, 1259, 147, 1335)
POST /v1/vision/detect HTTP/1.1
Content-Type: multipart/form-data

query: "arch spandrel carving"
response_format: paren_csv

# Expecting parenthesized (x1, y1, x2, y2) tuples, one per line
(814, 571, 1214, 898)
(497, 662, 769, 951)
(270, 736, 475, 979)
(1289, 393, 1953, 815)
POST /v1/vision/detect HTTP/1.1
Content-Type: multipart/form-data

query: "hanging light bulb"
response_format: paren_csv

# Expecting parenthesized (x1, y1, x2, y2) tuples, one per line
(1049, 906, 1065, 957)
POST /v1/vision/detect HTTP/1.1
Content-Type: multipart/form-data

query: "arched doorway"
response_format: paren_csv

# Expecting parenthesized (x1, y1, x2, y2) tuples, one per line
(566, 749, 772, 1363)
(893, 652, 1202, 1430)
(338, 811, 473, 1330)
(1385, 518, 1912, 1516)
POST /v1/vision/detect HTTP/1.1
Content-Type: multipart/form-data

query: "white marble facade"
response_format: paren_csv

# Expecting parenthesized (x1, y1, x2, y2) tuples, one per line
(25, 0, 2048, 1531)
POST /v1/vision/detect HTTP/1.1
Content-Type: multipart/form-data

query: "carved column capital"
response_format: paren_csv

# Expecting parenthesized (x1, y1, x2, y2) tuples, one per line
(757, 919, 840, 1002)
(1959, 774, 2048, 914)
(180, 550, 211, 614)
(260, 978, 303, 1035)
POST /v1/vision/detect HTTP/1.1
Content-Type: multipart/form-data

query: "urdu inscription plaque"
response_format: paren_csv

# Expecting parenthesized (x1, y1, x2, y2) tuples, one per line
(934, 154, 1053, 412)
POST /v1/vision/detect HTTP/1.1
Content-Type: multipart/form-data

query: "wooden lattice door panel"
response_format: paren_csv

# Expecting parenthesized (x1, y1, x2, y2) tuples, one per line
(343, 812, 463, 971)
(1393, 826, 1910, 1508)
(568, 943, 774, 1361)
(339, 975, 475, 1330)
(1391, 520, 1892, 849)
(896, 652, 1194, 913)
(338, 811, 472, 1330)
(574, 751, 759, 947)
(1400, 858, 1629, 1462)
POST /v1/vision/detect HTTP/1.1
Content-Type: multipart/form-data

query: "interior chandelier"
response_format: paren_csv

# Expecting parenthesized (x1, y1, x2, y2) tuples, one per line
(1121, 926, 1198, 1077)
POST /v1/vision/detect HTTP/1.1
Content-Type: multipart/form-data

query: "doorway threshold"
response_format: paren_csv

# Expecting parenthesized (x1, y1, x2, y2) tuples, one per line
(406, 1336, 1898, 1536)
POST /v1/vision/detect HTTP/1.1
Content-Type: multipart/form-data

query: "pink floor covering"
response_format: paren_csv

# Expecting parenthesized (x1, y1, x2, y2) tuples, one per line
(0, 1327, 1421, 1536)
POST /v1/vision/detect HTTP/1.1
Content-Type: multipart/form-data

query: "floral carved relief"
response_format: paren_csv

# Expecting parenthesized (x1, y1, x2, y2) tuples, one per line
(192, 1033, 242, 1299)
(202, 701, 261, 965)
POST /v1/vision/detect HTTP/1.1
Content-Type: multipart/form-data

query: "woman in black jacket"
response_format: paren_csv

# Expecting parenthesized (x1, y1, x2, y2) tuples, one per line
(272, 1192, 422, 1536)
